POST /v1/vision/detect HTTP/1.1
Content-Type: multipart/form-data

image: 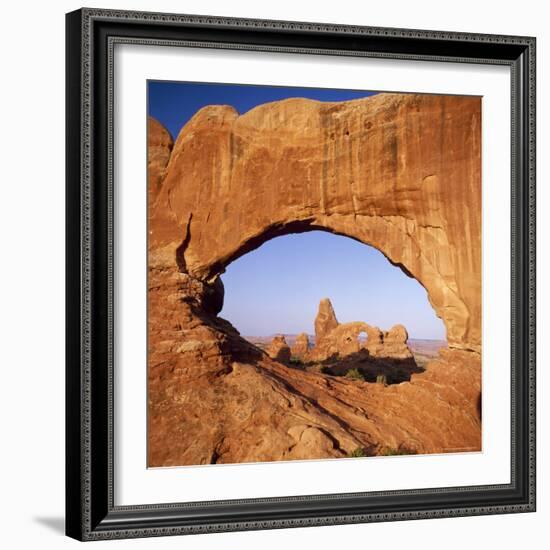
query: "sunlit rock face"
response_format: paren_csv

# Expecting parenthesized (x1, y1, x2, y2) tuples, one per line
(147, 116, 173, 205)
(147, 94, 482, 467)
(290, 333, 310, 359)
(308, 299, 413, 363)
(266, 335, 291, 364)
(315, 298, 340, 342)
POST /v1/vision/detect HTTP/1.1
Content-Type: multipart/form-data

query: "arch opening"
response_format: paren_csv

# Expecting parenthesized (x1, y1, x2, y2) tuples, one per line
(182, 220, 453, 351)
(218, 230, 446, 382)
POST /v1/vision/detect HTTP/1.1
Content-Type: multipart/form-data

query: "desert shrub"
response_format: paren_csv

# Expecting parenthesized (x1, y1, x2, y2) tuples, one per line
(345, 368, 365, 381)
(348, 447, 367, 458)
(381, 446, 416, 456)
(289, 356, 303, 366)
(376, 374, 388, 386)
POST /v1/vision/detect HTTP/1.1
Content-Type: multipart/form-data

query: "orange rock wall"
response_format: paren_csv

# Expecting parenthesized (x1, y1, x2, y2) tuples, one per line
(147, 116, 173, 204)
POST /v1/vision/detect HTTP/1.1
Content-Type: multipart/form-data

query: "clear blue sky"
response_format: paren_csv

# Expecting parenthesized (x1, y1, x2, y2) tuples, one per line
(219, 231, 445, 340)
(148, 80, 378, 140)
(148, 81, 446, 341)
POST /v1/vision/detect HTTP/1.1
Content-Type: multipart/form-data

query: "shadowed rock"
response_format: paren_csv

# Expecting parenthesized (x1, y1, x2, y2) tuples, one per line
(291, 332, 310, 359)
(267, 335, 291, 364)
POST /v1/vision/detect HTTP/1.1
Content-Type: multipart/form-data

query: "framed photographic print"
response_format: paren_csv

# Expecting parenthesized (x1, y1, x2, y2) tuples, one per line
(65, 8, 536, 541)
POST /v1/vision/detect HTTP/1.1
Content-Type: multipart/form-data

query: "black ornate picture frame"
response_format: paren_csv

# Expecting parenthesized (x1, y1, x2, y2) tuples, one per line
(65, 8, 536, 541)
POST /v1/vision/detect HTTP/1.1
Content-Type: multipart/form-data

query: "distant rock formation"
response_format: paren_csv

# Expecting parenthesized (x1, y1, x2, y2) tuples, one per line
(308, 298, 414, 363)
(314, 298, 339, 342)
(382, 324, 413, 359)
(267, 335, 291, 363)
(291, 332, 310, 359)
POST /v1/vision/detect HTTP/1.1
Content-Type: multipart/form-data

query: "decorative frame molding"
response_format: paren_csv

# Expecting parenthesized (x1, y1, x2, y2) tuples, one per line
(66, 8, 536, 541)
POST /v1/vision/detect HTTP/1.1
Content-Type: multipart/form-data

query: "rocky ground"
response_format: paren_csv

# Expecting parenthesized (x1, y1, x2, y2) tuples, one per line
(147, 274, 481, 466)
(246, 336, 446, 369)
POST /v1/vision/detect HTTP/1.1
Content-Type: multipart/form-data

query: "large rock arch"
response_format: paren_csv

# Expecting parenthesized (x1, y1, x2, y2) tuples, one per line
(150, 93, 481, 352)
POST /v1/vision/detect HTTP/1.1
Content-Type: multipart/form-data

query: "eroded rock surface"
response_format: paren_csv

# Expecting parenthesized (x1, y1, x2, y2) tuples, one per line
(150, 94, 481, 352)
(308, 298, 413, 363)
(147, 94, 482, 467)
(147, 117, 173, 204)
(291, 333, 310, 359)
(383, 325, 414, 359)
(315, 298, 339, 342)
(148, 273, 481, 466)
(266, 335, 291, 364)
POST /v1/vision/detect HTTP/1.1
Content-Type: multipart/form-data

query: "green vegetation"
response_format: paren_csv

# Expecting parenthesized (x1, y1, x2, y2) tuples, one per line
(376, 374, 388, 386)
(345, 368, 365, 381)
(347, 446, 416, 458)
(380, 447, 416, 456)
(348, 447, 367, 458)
(289, 356, 303, 366)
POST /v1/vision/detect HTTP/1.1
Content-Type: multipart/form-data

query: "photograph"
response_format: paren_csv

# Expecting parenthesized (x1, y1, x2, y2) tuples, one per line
(146, 81, 482, 468)
(0, 0, 543, 546)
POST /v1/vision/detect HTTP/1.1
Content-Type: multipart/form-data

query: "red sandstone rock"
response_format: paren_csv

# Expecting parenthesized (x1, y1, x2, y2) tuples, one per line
(308, 299, 414, 363)
(382, 324, 412, 359)
(315, 298, 339, 343)
(291, 332, 310, 359)
(147, 117, 173, 205)
(267, 335, 291, 363)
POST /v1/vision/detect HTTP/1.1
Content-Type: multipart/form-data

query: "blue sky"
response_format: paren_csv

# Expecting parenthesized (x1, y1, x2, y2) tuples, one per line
(219, 231, 445, 340)
(148, 81, 445, 341)
(148, 80, 378, 140)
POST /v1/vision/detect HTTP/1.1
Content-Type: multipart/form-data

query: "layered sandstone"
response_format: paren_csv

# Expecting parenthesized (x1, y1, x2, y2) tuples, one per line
(315, 298, 339, 342)
(291, 332, 310, 359)
(266, 335, 291, 363)
(147, 117, 173, 204)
